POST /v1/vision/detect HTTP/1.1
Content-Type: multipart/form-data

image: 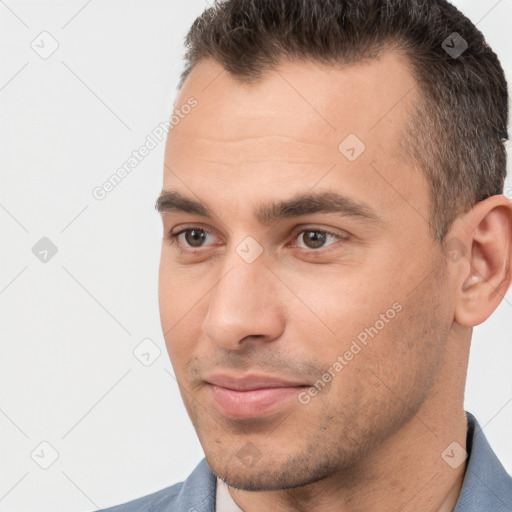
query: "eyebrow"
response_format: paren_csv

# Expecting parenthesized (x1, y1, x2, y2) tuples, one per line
(155, 189, 381, 225)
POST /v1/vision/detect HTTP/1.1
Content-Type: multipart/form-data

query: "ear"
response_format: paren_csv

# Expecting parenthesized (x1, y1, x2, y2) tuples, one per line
(448, 195, 512, 327)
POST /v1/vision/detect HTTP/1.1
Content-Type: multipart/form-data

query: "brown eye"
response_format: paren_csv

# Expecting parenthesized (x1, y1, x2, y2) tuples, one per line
(166, 227, 214, 249)
(184, 229, 209, 247)
(301, 231, 328, 249)
(293, 229, 343, 250)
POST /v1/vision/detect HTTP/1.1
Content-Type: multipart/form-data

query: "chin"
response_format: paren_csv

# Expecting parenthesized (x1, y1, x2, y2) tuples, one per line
(206, 449, 339, 492)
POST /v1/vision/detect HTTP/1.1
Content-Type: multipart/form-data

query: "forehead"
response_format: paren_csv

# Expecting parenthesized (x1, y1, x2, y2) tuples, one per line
(172, 52, 417, 142)
(163, 53, 429, 232)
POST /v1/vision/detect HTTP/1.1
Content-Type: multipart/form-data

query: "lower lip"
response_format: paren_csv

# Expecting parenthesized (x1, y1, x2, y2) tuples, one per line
(207, 384, 305, 418)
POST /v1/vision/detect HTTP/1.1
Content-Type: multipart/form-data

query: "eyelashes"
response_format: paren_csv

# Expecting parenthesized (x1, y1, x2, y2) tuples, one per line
(165, 226, 346, 253)
(166, 227, 215, 249)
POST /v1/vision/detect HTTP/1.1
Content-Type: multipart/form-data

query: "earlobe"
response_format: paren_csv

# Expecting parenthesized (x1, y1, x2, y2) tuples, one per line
(452, 196, 512, 327)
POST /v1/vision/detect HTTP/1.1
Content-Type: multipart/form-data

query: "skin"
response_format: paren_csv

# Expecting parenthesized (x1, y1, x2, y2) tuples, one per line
(157, 53, 512, 512)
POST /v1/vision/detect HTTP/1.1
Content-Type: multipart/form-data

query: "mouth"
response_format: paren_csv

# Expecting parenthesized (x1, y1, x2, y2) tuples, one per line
(204, 373, 309, 418)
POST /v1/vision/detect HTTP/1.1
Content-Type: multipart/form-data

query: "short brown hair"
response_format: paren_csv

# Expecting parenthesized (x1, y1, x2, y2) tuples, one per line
(177, 0, 508, 242)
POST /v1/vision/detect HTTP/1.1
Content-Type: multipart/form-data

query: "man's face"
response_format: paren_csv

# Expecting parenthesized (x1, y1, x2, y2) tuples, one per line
(158, 54, 455, 490)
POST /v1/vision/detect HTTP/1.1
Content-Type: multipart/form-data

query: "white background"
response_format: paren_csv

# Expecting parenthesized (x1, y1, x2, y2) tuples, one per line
(0, 1, 510, 511)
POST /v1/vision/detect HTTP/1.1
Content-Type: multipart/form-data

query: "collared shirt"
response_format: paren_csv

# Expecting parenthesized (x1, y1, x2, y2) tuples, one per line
(215, 477, 244, 512)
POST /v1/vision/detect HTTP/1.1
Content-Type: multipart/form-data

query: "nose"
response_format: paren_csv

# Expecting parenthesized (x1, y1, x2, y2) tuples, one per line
(201, 246, 285, 350)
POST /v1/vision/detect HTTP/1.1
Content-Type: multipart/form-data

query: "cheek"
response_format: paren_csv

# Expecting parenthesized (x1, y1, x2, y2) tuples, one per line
(347, 284, 448, 404)
(158, 260, 201, 366)
(281, 264, 397, 346)
(158, 255, 208, 327)
(285, 263, 439, 389)
(304, 300, 445, 439)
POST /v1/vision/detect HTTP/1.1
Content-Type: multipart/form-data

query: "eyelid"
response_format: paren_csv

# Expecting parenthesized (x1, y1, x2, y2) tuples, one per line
(167, 225, 217, 247)
(288, 225, 349, 242)
(288, 226, 349, 253)
(167, 224, 349, 252)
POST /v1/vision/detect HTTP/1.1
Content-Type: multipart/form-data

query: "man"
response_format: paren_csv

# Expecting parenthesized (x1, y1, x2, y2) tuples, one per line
(101, 0, 512, 510)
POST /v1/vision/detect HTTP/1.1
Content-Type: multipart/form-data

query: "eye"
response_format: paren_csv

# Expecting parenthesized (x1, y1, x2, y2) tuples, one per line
(166, 226, 345, 252)
(166, 227, 215, 249)
(290, 228, 345, 250)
